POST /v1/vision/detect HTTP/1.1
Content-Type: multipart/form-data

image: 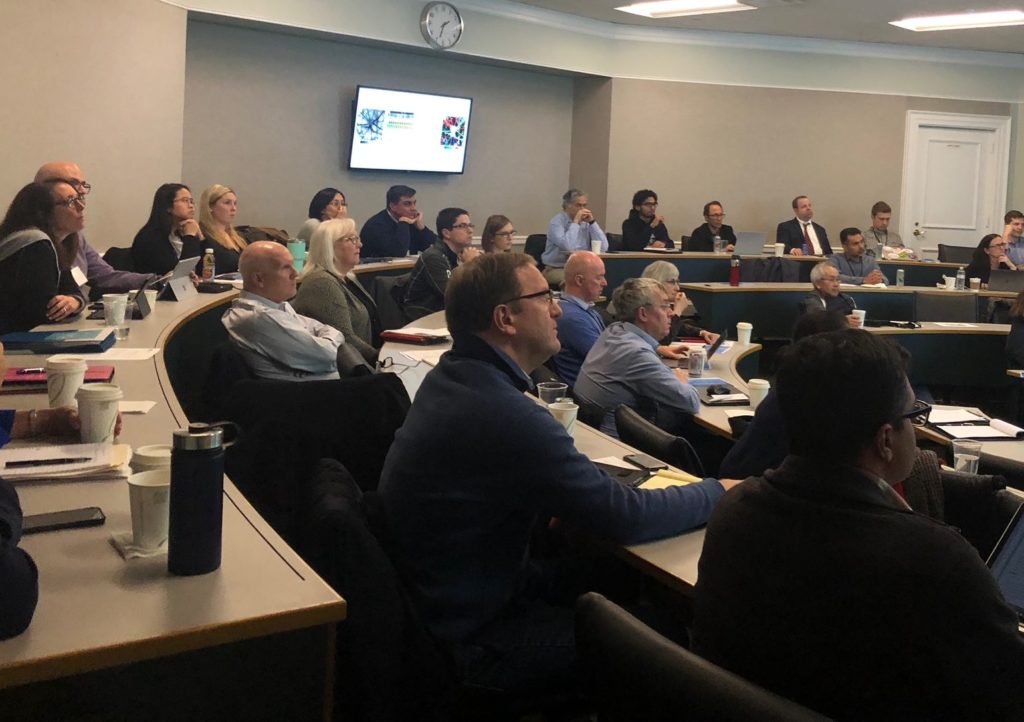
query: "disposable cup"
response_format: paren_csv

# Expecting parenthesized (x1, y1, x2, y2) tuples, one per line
(736, 322, 752, 345)
(76, 383, 123, 443)
(850, 309, 866, 327)
(774, 243, 785, 257)
(144, 289, 159, 307)
(287, 240, 307, 261)
(548, 400, 579, 435)
(102, 293, 129, 328)
(45, 356, 87, 408)
(537, 381, 568, 405)
(590, 240, 602, 254)
(128, 469, 170, 550)
(747, 378, 770, 410)
(969, 278, 981, 290)
(951, 439, 982, 475)
(131, 444, 172, 473)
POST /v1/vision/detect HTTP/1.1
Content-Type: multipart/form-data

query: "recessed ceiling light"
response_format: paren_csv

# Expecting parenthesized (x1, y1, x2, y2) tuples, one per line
(616, 0, 756, 19)
(890, 9, 1024, 32)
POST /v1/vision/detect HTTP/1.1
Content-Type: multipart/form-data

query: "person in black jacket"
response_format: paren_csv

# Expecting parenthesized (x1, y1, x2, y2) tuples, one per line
(131, 183, 203, 275)
(687, 201, 736, 253)
(359, 185, 437, 258)
(621, 189, 673, 251)
(966, 233, 1016, 286)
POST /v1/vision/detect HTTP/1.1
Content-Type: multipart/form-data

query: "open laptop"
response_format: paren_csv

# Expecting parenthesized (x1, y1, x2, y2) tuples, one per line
(733, 231, 768, 255)
(987, 269, 1024, 293)
(986, 502, 1024, 633)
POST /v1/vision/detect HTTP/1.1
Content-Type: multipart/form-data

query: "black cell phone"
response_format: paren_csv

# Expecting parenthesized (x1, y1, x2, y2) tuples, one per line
(623, 453, 668, 472)
(22, 507, 105, 535)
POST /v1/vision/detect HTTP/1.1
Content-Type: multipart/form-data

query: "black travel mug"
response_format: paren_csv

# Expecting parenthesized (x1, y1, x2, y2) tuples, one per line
(168, 424, 225, 575)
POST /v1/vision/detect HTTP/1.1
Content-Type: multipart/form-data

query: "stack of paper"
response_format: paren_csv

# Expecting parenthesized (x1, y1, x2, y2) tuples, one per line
(0, 443, 132, 482)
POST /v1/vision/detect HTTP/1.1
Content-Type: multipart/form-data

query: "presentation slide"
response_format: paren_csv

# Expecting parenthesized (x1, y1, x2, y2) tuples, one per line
(348, 86, 472, 174)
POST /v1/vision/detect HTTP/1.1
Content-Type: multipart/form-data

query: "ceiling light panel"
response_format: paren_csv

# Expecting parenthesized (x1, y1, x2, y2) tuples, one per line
(616, 0, 757, 19)
(890, 10, 1024, 32)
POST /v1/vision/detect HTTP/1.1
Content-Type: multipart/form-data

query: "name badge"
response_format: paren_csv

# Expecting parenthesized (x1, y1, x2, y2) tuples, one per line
(71, 265, 88, 287)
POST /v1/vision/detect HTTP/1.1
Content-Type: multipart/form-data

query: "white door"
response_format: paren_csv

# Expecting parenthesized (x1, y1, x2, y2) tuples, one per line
(900, 111, 1010, 251)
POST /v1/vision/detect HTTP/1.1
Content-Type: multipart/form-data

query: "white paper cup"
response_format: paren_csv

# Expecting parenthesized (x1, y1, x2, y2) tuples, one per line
(747, 378, 770, 410)
(131, 444, 172, 473)
(952, 439, 982, 475)
(76, 383, 123, 443)
(736, 322, 752, 345)
(774, 243, 785, 257)
(548, 400, 579, 435)
(144, 289, 158, 307)
(969, 277, 981, 290)
(128, 468, 170, 550)
(45, 356, 87, 408)
(850, 309, 866, 327)
(537, 381, 568, 405)
(590, 240, 602, 254)
(102, 293, 129, 328)
(943, 276, 956, 290)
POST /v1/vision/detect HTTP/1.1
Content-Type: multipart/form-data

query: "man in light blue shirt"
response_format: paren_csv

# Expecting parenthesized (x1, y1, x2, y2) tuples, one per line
(222, 242, 344, 381)
(827, 227, 886, 285)
(542, 188, 608, 286)
(553, 251, 607, 386)
(575, 277, 699, 437)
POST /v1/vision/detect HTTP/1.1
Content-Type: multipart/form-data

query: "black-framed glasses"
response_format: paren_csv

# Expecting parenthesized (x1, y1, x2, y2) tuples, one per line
(500, 288, 559, 305)
(54, 194, 86, 209)
(896, 399, 931, 427)
(68, 179, 92, 195)
(452, 222, 475, 230)
(494, 230, 517, 237)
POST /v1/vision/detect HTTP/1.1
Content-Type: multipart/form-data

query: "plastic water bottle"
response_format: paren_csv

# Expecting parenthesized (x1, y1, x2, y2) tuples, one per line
(713, 235, 723, 254)
(896, 269, 905, 287)
(202, 249, 216, 281)
(955, 265, 966, 291)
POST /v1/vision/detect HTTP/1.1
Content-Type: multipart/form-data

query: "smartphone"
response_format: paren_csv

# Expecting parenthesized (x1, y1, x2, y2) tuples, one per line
(623, 453, 668, 472)
(22, 507, 106, 535)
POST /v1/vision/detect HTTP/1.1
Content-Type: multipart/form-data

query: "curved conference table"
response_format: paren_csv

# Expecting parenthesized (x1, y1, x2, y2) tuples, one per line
(0, 290, 344, 720)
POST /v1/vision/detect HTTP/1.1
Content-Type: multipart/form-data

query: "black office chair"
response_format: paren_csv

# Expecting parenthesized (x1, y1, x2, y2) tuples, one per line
(913, 291, 977, 322)
(614, 404, 706, 478)
(102, 246, 135, 271)
(605, 232, 623, 253)
(524, 234, 547, 270)
(937, 244, 975, 264)
(575, 592, 830, 722)
(679, 234, 690, 250)
(573, 393, 608, 429)
(371, 272, 411, 330)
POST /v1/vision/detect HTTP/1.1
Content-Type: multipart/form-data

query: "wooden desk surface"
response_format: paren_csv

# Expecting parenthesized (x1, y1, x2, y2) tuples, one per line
(0, 293, 346, 689)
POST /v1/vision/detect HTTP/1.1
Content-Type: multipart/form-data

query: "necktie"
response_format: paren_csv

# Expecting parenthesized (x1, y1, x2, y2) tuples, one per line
(802, 223, 812, 254)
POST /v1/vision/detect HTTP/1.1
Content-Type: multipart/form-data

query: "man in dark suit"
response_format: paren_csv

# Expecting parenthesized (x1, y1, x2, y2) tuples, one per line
(359, 184, 438, 258)
(776, 195, 831, 255)
(693, 329, 1024, 720)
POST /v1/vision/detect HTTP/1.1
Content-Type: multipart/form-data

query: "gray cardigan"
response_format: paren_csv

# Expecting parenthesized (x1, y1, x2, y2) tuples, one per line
(293, 267, 380, 364)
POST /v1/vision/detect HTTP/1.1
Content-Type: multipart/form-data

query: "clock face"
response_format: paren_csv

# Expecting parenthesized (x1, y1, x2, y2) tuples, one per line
(420, 2, 463, 50)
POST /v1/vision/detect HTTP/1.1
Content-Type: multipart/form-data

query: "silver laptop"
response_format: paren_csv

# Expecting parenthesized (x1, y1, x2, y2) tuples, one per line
(733, 231, 768, 255)
(987, 269, 1024, 293)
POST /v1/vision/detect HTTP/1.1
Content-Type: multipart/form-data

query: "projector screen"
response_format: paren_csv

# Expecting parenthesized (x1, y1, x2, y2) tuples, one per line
(348, 86, 473, 174)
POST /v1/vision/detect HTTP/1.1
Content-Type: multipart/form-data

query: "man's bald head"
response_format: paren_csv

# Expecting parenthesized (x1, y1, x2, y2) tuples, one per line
(563, 251, 607, 303)
(239, 241, 298, 302)
(35, 161, 82, 184)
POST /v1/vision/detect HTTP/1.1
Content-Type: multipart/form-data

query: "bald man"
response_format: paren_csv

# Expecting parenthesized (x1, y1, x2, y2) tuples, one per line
(34, 162, 155, 298)
(553, 251, 607, 386)
(222, 242, 344, 380)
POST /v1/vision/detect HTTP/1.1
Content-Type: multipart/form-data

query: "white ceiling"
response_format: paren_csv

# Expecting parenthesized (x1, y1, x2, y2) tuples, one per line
(505, 0, 1024, 54)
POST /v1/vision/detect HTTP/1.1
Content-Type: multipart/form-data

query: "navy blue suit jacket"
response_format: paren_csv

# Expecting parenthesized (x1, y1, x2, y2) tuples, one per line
(776, 218, 832, 256)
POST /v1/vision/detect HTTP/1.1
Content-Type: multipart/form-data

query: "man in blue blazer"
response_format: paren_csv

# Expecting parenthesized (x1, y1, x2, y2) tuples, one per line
(776, 195, 831, 256)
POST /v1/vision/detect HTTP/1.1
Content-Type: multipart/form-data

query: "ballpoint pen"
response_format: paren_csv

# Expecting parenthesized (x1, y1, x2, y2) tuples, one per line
(4, 457, 92, 469)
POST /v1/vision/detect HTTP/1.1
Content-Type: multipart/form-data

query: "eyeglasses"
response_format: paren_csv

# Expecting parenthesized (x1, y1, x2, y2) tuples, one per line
(494, 230, 517, 237)
(991, 243, 1008, 249)
(452, 223, 475, 230)
(339, 234, 361, 244)
(895, 398, 931, 427)
(501, 288, 559, 305)
(707, 213, 726, 219)
(54, 194, 86, 209)
(641, 202, 658, 208)
(67, 179, 92, 195)
(328, 200, 347, 207)
(174, 196, 195, 205)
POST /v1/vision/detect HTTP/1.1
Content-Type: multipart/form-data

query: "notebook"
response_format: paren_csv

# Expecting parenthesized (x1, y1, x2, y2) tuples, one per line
(2, 365, 115, 393)
(986, 503, 1024, 631)
(0, 329, 116, 354)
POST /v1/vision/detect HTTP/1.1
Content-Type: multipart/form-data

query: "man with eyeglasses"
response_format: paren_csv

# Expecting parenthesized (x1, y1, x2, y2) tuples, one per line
(542, 188, 608, 285)
(379, 253, 737, 695)
(800, 262, 860, 325)
(687, 201, 736, 253)
(694, 328, 1024, 720)
(621, 189, 674, 251)
(403, 207, 481, 320)
(34, 162, 157, 298)
(575, 277, 701, 438)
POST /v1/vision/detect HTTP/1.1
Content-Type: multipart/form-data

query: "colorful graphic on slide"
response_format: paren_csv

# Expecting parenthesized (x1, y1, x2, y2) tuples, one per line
(356, 108, 385, 143)
(440, 116, 466, 149)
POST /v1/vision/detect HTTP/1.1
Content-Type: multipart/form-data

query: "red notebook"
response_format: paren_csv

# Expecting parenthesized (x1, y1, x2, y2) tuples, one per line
(1, 365, 115, 394)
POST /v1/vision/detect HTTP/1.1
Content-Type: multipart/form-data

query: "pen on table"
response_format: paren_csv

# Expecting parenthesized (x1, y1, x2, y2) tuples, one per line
(15, 368, 45, 375)
(4, 457, 92, 469)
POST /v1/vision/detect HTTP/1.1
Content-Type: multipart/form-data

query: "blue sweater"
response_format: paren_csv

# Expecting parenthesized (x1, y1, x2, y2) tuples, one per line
(0, 410, 39, 640)
(378, 333, 725, 642)
(553, 295, 604, 387)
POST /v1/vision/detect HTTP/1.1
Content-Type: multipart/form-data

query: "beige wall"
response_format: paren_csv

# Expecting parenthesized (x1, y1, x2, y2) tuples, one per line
(0, 0, 186, 249)
(183, 20, 574, 237)
(597, 78, 1011, 244)
(569, 78, 613, 223)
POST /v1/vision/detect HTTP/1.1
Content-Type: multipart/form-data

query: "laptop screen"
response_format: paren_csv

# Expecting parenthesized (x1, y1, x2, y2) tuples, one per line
(988, 504, 1024, 617)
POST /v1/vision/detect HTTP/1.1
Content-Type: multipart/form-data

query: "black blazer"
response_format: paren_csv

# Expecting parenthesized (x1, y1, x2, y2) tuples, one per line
(776, 218, 832, 255)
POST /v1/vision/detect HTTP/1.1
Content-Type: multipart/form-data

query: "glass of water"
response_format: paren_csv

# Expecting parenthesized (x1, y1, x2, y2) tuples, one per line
(951, 439, 982, 474)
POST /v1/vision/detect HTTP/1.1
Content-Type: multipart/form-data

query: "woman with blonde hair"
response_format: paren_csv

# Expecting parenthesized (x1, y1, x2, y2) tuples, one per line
(198, 184, 247, 274)
(292, 218, 381, 364)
